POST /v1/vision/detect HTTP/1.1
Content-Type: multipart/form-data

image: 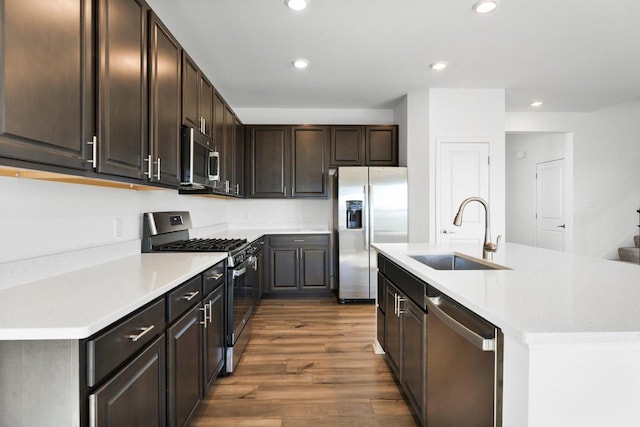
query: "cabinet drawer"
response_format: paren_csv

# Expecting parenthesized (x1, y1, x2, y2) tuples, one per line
(269, 234, 329, 247)
(203, 261, 225, 295)
(167, 275, 202, 323)
(87, 299, 165, 387)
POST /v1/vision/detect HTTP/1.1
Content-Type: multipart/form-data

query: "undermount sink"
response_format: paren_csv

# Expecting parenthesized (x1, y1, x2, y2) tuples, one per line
(409, 254, 507, 270)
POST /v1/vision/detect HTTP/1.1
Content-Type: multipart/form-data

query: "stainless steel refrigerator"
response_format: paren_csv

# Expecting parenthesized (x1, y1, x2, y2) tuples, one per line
(334, 167, 408, 301)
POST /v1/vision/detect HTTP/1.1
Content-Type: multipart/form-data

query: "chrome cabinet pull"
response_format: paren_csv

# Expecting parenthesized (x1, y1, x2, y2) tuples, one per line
(205, 272, 224, 281)
(127, 325, 154, 342)
(235, 184, 240, 195)
(87, 136, 97, 169)
(199, 303, 210, 328)
(182, 290, 200, 301)
(397, 296, 405, 315)
(208, 300, 214, 325)
(393, 294, 398, 315)
(144, 155, 152, 178)
(294, 239, 305, 243)
(155, 157, 161, 180)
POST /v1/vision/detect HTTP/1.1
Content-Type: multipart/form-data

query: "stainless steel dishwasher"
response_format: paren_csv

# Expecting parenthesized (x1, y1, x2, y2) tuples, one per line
(425, 290, 503, 427)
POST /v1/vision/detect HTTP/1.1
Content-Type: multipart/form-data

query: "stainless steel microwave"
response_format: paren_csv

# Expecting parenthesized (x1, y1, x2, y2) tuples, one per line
(181, 126, 219, 189)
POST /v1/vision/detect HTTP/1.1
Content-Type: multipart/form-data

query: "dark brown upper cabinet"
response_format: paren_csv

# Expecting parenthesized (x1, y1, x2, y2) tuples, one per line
(247, 126, 327, 199)
(223, 103, 235, 194)
(148, 12, 181, 187)
(291, 126, 327, 198)
(233, 116, 244, 197)
(248, 126, 289, 198)
(200, 77, 214, 140)
(329, 126, 364, 166)
(328, 125, 398, 167)
(96, 0, 149, 179)
(181, 53, 199, 130)
(365, 125, 398, 166)
(0, 0, 95, 170)
(181, 52, 213, 139)
(212, 90, 225, 192)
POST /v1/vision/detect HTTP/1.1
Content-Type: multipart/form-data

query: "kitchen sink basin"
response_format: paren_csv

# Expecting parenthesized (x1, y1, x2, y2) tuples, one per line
(409, 254, 507, 270)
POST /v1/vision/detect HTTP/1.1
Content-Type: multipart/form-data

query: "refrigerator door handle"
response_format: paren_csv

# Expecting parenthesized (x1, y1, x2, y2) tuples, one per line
(369, 185, 375, 245)
(364, 185, 369, 251)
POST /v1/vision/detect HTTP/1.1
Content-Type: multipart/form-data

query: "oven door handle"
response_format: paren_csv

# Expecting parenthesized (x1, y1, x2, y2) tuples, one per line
(233, 267, 247, 278)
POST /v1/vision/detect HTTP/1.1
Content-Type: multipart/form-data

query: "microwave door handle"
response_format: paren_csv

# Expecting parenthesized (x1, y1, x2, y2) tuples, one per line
(208, 151, 214, 181)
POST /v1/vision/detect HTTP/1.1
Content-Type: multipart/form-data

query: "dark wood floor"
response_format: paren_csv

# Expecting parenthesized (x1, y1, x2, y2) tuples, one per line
(191, 298, 418, 427)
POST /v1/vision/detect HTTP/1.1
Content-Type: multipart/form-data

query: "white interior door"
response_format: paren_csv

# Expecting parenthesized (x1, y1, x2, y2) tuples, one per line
(437, 142, 490, 243)
(536, 159, 565, 251)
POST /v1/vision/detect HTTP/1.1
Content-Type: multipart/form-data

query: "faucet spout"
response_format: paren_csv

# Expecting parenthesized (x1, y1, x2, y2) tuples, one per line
(453, 197, 501, 260)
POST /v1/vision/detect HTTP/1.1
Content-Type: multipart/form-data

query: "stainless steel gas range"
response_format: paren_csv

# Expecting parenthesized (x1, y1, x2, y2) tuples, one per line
(142, 211, 256, 374)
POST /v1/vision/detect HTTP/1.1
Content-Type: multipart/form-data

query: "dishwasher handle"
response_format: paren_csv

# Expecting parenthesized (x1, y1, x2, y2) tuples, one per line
(426, 295, 496, 352)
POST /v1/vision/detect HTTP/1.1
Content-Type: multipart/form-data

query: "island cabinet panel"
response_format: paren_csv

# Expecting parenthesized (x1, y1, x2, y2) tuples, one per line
(384, 279, 402, 379)
(329, 126, 364, 166)
(248, 127, 290, 198)
(365, 126, 398, 166)
(0, 0, 95, 170)
(148, 12, 181, 187)
(96, 0, 149, 180)
(89, 335, 166, 427)
(380, 257, 427, 425)
(291, 126, 328, 198)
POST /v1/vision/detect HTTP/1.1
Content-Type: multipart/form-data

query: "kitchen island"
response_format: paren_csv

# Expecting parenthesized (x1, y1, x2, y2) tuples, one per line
(373, 242, 640, 427)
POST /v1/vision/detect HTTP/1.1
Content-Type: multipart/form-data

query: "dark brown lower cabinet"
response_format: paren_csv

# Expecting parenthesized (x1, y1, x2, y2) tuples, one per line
(266, 235, 330, 295)
(167, 303, 203, 427)
(384, 280, 402, 378)
(203, 284, 225, 390)
(89, 335, 166, 427)
(380, 262, 427, 425)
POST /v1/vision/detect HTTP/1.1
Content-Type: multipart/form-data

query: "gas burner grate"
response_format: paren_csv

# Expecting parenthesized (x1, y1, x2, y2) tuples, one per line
(154, 238, 248, 252)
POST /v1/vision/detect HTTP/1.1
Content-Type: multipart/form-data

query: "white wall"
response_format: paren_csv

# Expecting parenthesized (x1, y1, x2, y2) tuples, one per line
(397, 91, 430, 243)
(506, 98, 640, 258)
(234, 108, 395, 125)
(428, 89, 506, 242)
(506, 133, 567, 246)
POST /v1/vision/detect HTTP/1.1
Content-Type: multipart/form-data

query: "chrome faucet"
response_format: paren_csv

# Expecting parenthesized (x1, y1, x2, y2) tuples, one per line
(453, 197, 501, 260)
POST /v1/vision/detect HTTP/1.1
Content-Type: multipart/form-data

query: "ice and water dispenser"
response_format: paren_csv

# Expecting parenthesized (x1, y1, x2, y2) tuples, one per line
(346, 200, 363, 229)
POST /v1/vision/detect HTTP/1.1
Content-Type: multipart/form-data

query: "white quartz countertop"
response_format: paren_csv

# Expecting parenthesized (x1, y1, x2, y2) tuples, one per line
(373, 242, 640, 345)
(207, 228, 330, 243)
(0, 252, 226, 340)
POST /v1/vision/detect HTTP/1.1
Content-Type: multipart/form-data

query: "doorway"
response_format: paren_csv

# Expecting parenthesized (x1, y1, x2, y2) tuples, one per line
(536, 159, 566, 251)
(505, 132, 573, 252)
(436, 141, 490, 244)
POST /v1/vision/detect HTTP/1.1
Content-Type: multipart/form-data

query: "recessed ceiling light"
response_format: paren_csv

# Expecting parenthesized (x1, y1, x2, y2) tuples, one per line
(285, 0, 309, 11)
(530, 101, 543, 107)
(293, 59, 309, 69)
(429, 62, 448, 71)
(472, 0, 497, 14)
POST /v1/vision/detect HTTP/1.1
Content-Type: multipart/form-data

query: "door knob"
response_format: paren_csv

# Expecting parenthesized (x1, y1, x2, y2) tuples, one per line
(557, 224, 566, 229)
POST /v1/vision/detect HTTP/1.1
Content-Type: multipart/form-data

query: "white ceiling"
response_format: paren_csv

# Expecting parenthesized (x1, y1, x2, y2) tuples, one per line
(147, 0, 640, 112)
